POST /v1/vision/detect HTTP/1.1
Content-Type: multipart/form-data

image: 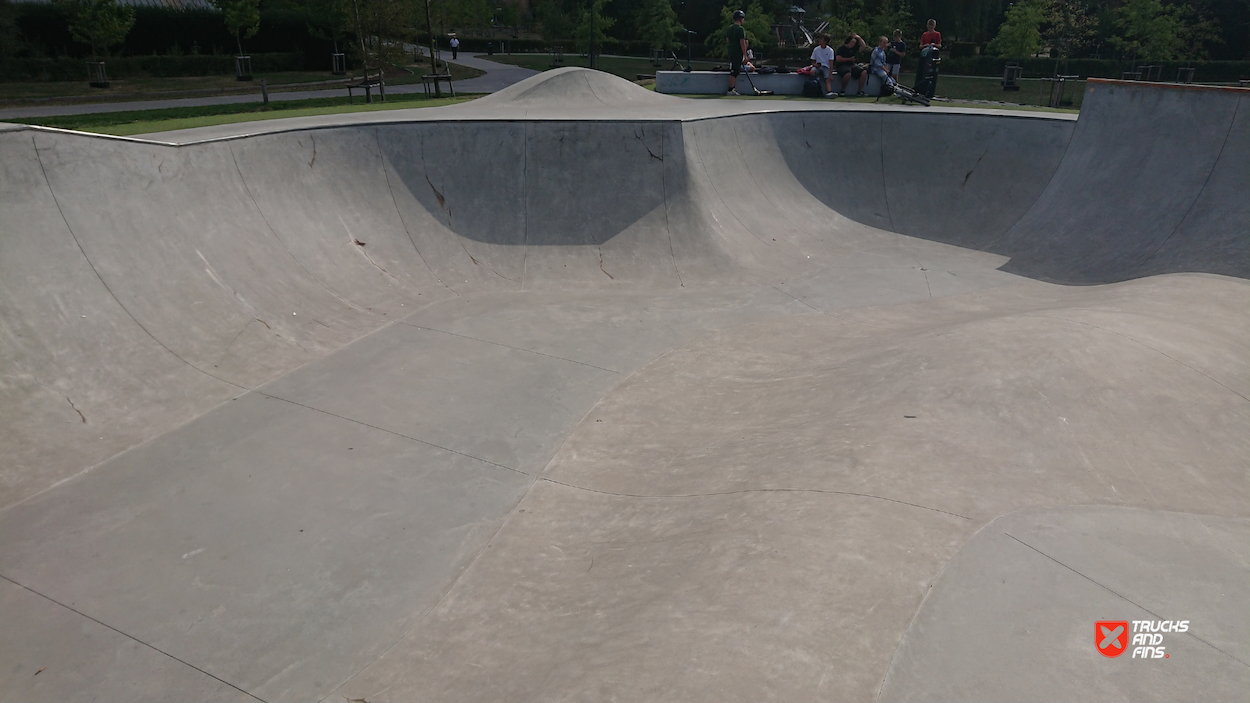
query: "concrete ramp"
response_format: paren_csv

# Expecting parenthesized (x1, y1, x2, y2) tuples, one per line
(993, 80, 1250, 283)
(0, 70, 1246, 701)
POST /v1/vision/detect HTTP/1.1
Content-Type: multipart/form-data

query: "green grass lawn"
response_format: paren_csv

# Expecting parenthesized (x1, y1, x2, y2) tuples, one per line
(927, 75, 1086, 109)
(663, 87, 1078, 113)
(11, 92, 479, 136)
(0, 62, 484, 107)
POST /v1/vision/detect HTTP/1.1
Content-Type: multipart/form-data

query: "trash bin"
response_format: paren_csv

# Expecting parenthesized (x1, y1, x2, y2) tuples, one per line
(1002, 62, 1023, 91)
(487, 42, 494, 56)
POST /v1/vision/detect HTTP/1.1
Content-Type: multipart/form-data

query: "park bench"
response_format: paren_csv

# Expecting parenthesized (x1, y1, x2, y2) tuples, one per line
(348, 74, 385, 104)
(421, 72, 456, 98)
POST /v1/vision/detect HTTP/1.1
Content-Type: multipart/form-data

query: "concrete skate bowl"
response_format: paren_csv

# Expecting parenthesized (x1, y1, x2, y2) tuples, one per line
(0, 69, 1246, 702)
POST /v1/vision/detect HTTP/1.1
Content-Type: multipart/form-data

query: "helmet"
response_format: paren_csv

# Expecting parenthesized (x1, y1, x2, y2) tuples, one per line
(733, 9, 745, 20)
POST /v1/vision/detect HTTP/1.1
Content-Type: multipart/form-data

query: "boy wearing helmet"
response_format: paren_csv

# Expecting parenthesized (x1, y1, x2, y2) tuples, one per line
(726, 9, 748, 95)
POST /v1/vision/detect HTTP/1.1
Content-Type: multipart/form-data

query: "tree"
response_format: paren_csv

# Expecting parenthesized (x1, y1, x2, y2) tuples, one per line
(704, 0, 775, 58)
(1047, 0, 1096, 59)
(1109, 0, 1194, 60)
(986, 0, 1048, 56)
(638, 0, 683, 52)
(0, 0, 21, 59)
(868, 0, 914, 44)
(207, 0, 261, 55)
(306, 0, 353, 54)
(53, 0, 135, 60)
(535, 0, 573, 42)
(574, 0, 615, 54)
(346, 0, 410, 75)
(822, 0, 871, 47)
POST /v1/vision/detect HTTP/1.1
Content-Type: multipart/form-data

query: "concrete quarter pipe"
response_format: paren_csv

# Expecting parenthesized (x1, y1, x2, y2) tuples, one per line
(0, 69, 1246, 701)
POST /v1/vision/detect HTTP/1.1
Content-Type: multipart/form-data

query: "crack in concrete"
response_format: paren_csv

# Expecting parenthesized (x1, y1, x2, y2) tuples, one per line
(0, 572, 268, 702)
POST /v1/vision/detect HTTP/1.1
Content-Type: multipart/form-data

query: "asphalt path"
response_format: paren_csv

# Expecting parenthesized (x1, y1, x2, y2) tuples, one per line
(0, 52, 538, 121)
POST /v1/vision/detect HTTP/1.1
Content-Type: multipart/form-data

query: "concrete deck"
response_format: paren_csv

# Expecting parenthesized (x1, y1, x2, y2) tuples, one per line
(656, 68, 888, 95)
(0, 70, 1246, 701)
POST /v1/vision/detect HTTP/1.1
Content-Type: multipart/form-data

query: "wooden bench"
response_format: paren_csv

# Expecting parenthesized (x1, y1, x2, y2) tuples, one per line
(348, 78, 385, 104)
(421, 72, 456, 97)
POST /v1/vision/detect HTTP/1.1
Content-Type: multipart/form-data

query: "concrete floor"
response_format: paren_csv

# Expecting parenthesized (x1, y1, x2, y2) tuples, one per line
(0, 70, 1246, 702)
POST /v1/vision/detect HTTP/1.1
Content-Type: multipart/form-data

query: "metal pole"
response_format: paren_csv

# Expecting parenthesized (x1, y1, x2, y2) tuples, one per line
(589, 0, 596, 70)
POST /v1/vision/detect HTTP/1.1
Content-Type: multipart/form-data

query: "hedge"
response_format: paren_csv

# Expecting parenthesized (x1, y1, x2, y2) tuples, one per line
(753, 47, 1250, 81)
(417, 34, 655, 58)
(940, 56, 1250, 81)
(0, 52, 305, 81)
(12, 4, 335, 62)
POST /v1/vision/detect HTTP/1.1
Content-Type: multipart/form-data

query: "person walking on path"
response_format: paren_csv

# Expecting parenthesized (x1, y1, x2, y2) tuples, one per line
(920, 19, 941, 50)
(887, 29, 906, 79)
(450, 36, 459, 60)
(726, 10, 748, 96)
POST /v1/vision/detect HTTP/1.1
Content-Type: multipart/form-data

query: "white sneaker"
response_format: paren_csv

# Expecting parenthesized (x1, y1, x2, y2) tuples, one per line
(824, 91, 836, 97)
(727, 89, 740, 96)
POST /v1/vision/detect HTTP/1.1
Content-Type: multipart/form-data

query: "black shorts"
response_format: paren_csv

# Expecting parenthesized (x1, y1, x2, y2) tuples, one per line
(728, 60, 742, 77)
(837, 64, 864, 78)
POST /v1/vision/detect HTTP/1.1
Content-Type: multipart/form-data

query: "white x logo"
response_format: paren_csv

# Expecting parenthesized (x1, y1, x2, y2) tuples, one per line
(1100, 624, 1125, 649)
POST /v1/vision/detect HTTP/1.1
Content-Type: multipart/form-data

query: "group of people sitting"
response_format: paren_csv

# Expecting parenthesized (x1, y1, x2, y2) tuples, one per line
(725, 8, 941, 98)
(808, 31, 902, 97)
(807, 20, 940, 98)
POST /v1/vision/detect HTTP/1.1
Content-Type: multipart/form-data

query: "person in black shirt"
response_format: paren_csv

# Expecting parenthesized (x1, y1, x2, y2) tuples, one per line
(726, 10, 748, 95)
(888, 29, 906, 80)
(834, 33, 868, 96)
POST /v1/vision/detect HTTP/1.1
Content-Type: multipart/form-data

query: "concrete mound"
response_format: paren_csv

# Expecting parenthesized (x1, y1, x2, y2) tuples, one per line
(474, 66, 680, 110)
(0, 79, 1246, 702)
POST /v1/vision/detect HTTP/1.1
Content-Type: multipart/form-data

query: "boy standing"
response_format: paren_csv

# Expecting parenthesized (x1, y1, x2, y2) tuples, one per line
(810, 33, 836, 96)
(887, 29, 905, 79)
(726, 10, 748, 96)
(920, 19, 941, 50)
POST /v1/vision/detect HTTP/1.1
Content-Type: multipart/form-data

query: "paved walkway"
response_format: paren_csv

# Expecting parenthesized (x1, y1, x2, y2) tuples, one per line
(0, 53, 538, 121)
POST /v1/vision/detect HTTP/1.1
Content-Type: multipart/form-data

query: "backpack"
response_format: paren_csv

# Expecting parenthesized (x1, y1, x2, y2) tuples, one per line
(803, 77, 822, 98)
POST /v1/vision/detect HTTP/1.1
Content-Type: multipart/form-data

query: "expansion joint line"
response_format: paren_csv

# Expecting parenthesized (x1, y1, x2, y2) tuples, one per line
(256, 392, 527, 477)
(0, 573, 268, 702)
(1137, 97, 1240, 272)
(879, 114, 896, 233)
(30, 135, 247, 392)
(398, 323, 620, 373)
(394, 126, 457, 295)
(1024, 313, 1249, 404)
(520, 121, 529, 291)
(1004, 533, 1250, 668)
(227, 145, 372, 317)
(537, 477, 974, 521)
(660, 125, 685, 286)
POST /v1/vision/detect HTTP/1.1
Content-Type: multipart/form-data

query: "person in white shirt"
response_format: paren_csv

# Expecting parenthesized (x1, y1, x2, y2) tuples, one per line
(809, 34, 835, 96)
(450, 36, 460, 60)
